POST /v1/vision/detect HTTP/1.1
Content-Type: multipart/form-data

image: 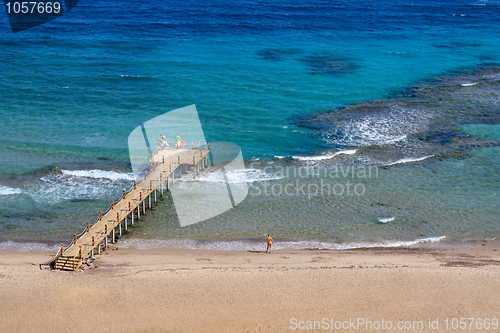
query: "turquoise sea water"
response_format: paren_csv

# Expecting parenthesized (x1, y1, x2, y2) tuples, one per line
(0, 0, 499, 250)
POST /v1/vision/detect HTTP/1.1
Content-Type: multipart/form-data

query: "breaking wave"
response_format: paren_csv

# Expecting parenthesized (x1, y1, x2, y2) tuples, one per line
(292, 149, 357, 161)
(384, 155, 434, 166)
(120, 236, 446, 251)
(0, 186, 23, 196)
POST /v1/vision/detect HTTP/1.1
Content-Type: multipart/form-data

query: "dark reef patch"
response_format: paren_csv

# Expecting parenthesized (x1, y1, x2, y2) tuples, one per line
(257, 48, 300, 61)
(290, 66, 500, 165)
(299, 54, 359, 75)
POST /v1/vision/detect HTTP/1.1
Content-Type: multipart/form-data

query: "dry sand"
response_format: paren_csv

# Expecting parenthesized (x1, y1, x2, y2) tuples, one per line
(1, 242, 500, 332)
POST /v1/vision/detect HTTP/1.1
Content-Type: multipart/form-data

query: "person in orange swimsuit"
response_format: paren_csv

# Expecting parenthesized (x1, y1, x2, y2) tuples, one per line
(266, 234, 273, 254)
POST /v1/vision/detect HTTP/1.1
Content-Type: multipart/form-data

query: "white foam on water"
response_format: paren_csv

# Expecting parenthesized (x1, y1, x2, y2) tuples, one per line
(244, 168, 285, 182)
(179, 168, 285, 184)
(28, 181, 111, 204)
(383, 135, 407, 144)
(384, 155, 434, 166)
(0, 186, 23, 196)
(292, 149, 357, 161)
(461, 82, 478, 87)
(274, 156, 286, 159)
(378, 217, 395, 223)
(62, 169, 135, 181)
(323, 107, 429, 147)
(25, 170, 136, 204)
(120, 236, 446, 251)
(0, 240, 60, 252)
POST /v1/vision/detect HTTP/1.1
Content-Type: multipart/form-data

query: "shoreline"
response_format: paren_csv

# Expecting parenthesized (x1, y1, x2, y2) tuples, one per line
(0, 235, 493, 253)
(1, 239, 498, 268)
(1, 244, 499, 332)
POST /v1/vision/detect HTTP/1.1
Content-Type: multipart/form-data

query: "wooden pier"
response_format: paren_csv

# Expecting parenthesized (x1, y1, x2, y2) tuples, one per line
(53, 144, 210, 271)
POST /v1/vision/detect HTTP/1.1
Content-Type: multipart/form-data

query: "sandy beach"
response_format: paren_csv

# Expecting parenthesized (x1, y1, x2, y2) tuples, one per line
(1, 242, 499, 332)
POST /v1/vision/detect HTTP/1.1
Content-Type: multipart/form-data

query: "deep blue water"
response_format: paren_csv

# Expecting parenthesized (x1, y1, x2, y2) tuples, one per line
(0, 0, 499, 249)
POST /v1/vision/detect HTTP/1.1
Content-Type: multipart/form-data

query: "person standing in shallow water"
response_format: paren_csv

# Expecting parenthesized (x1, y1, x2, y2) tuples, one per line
(266, 234, 273, 253)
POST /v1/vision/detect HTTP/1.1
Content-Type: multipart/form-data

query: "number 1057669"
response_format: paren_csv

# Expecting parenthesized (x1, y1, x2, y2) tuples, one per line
(5, 2, 61, 14)
(444, 318, 498, 330)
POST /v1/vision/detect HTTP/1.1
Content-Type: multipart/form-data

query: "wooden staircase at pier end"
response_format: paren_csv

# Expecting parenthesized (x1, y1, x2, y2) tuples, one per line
(53, 144, 210, 271)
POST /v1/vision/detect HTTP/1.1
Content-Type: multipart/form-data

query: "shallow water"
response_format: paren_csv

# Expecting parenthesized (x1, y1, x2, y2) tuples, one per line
(0, 0, 499, 249)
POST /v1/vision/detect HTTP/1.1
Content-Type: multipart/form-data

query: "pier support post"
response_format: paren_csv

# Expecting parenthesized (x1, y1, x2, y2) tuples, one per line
(149, 194, 151, 209)
(112, 229, 115, 244)
(119, 221, 122, 236)
(154, 189, 157, 203)
(193, 156, 196, 179)
(91, 249, 94, 258)
(125, 215, 128, 231)
(160, 174, 163, 197)
(131, 211, 134, 226)
(98, 243, 101, 254)
(143, 200, 146, 214)
(137, 205, 140, 219)
(177, 157, 181, 178)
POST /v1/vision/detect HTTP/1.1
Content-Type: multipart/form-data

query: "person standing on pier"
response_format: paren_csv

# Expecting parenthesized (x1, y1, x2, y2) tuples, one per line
(158, 134, 169, 150)
(175, 133, 181, 149)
